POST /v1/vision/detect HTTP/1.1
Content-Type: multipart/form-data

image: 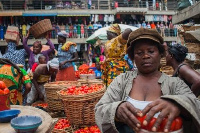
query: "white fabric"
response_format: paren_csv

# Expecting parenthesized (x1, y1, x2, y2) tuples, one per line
(126, 96, 160, 118)
(47, 58, 59, 70)
(27, 84, 46, 104)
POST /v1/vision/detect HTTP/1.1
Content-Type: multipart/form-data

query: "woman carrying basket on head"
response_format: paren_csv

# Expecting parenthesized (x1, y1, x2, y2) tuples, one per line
(23, 30, 55, 70)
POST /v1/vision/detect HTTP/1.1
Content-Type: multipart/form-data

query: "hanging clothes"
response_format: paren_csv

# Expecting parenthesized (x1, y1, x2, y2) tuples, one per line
(99, 15, 104, 21)
(116, 14, 120, 19)
(104, 15, 109, 22)
(68, 17, 72, 24)
(95, 15, 99, 22)
(163, 15, 168, 22)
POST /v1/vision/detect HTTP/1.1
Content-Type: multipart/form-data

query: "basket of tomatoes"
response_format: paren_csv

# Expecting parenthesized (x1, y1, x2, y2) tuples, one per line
(44, 81, 81, 111)
(0, 81, 10, 111)
(52, 118, 73, 133)
(57, 84, 106, 127)
(74, 125, 100, 133)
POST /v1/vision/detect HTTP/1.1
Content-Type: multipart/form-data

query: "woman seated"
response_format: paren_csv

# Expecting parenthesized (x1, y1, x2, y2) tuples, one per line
(95, 28, 200, 133)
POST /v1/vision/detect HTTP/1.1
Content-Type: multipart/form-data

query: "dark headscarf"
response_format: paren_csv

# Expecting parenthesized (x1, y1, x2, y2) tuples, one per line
(167, 43, 188, 63)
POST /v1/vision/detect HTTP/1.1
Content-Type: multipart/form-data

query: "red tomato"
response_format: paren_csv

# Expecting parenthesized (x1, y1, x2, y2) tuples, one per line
(0, 81, 6, 90)
(0, 89, 4, 95)
(136, 115, 147, 129)
(173, 117, 183, 131)
(158, 117, 167, 132)
(146, 117, 156, 131)
(3, 88, 10, 95)
(170, 119, 176, 131)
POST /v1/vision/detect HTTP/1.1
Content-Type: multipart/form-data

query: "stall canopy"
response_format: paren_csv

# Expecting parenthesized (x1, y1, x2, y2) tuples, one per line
(0, 12, 22, 16)
(22, 13, 57, 16)
(57, 13, 90, 17)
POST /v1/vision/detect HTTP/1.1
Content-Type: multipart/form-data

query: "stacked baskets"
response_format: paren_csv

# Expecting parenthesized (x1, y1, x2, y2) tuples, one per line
(57, 84, 106, 127)
(179, 25, 200, 69)
(44, 81, 81, 111)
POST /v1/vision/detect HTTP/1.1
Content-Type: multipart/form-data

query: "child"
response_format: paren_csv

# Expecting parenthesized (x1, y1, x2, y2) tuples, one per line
(95, 63, 102, 79)
(31, 55, 46, 72)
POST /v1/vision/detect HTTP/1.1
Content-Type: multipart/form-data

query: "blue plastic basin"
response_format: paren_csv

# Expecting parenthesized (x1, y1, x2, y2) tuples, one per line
(0, 109, 21, 123)
(11, 115, 42, 133)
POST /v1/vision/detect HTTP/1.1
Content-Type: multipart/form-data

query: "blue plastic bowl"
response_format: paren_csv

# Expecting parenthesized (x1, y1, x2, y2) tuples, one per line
(11, 115, 42, 133)
(0, 109, 21, 123)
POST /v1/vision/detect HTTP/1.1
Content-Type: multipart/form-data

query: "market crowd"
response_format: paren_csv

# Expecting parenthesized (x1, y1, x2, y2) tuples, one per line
(0, 22, 200, 133)
(0, 27, 79, 105)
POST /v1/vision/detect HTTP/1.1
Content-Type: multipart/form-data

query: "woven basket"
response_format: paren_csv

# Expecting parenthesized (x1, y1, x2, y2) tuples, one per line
(88, 79, 103, 85)
(44, 81, 81, 111)
(29, 19, 52, 39)
(57, 84, 106, 127)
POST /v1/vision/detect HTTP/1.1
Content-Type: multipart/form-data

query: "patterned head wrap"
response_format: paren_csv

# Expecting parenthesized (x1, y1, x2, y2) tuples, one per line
(47, 58, 59, 70)
(107, 24, 121, 35)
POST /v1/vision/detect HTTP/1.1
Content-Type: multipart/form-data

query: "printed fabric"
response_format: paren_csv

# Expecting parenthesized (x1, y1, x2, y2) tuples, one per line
(57, 44, 76, 69)
(2, 42, 27, 68)
(0, 64, 31, 105)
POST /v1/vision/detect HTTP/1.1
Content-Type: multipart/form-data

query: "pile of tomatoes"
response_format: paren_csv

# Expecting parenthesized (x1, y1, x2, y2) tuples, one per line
(59, 84, 104, 95)
(54, 118, 71, 130)
(137, 115, 182, 132)
(0, 81, 9, 95)
(74, 125, 100, 133)
(32, 103, 48, 108)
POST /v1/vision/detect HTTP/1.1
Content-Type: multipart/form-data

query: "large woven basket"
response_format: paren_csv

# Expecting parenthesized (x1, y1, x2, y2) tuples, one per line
(57, 84, 106, 127)
(44, 81, 81, 111)
(29, 19, 52, 39)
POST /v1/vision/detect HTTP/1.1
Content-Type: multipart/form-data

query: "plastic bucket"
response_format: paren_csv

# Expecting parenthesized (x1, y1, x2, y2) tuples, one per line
(0, 93, 10, 111)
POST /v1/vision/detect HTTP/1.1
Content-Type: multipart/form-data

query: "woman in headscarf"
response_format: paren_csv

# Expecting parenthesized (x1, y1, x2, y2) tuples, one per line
(101, 24, 132, 87)
(26, 58, 59, 105)
(165, 43, 200, 97)
(0, 58, 31, 105)
(56, 31, 78, 81)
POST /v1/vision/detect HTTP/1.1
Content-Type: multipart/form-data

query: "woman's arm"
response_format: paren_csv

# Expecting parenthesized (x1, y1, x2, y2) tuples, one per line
(179, 65, 200, 96)
(95, 73, 131, 133)
(22, 31, 32, 55)
(59, 46, 78, 68)
(42, 32, 55, 56)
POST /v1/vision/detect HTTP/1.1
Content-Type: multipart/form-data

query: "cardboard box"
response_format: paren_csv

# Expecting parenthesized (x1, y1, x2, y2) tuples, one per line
(4, 26, 20, 45)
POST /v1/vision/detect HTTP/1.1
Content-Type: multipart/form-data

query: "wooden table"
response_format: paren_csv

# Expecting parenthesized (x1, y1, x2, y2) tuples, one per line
(0, 105, 53, 133)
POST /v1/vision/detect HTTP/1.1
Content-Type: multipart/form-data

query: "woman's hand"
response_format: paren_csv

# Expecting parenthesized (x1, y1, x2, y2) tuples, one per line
(141, 99, 181, 132)
(26, 30, 30, 38)
(116, 102, 142, 131)
(45, 31, 49, 39)
(59, 61, 66, 69)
